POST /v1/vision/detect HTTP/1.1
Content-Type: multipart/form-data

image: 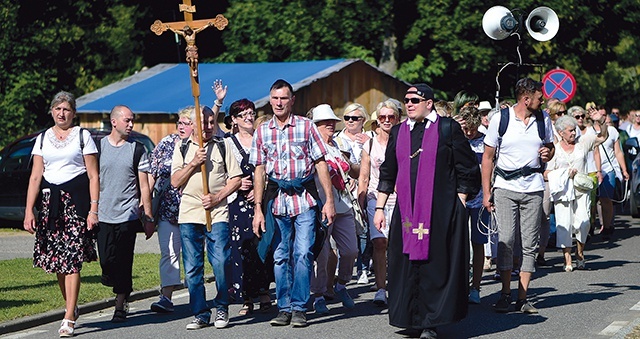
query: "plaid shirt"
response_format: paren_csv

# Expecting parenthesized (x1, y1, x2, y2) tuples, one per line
(250, 114, 328, 216)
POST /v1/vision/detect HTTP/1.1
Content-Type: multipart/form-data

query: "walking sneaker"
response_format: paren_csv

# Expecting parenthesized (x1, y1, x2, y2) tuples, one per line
(357, 270, 369, 284)
(468, 287, 481, 304)
(214, 309, 229, 329)
(420, 328, 438, 339)
(493, 293, 512, 313)
(313, 298, 330, 314)
(270, 311, 292, 326)
(150, 295, 174, 313)
(515, 299, 538, 314)
(335, 287, 355, 309)
(373, 288, 387, 306)
(291, 310, 308, 327)
(186, 317, 208, 330)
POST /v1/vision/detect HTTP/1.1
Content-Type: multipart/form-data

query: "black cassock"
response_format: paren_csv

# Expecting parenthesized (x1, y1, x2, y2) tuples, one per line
(378, 117, 480, 329)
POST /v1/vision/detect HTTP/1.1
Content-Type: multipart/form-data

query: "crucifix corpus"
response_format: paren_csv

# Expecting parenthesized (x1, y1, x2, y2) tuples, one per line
(150, 0, 228, 231)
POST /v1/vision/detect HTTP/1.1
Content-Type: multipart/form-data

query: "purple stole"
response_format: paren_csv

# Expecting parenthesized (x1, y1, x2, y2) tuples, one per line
(395, 117, 439, 260)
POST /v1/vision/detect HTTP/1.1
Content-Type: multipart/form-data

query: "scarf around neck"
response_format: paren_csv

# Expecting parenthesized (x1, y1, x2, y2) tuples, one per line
(395, 116, 439, 260)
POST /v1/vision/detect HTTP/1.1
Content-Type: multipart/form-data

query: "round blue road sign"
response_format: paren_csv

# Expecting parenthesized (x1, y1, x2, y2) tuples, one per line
(542, 69, 577, 103)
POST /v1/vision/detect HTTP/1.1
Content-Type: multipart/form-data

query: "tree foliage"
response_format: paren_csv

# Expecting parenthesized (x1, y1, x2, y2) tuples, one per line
(0, 0, 145, 148)
(2, 0, 640, 148)
(216, 0, 393, 64)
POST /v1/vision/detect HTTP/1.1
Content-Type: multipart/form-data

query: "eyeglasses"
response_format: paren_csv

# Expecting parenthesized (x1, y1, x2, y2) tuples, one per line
(377, 114, 397, 122)
(573, 114, 585, 119)
(404, 97, 426, 104)
(343, 115, 363, 122)
(555, 110, 567, 116)
(235, 110, 256, 119)
(176, 121, 192, 127)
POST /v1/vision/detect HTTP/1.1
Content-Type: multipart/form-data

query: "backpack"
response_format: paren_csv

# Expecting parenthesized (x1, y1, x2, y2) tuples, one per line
(95, 137, 146, 175)
(179, 136, 226, 172)
(492, 107, 547, 181)
(39, 127, 88, 151)
(495, 107, 546, 162)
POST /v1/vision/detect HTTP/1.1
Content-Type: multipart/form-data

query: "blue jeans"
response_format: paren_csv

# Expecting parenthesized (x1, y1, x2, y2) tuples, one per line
(273, 208, 316, 312)
(180, 222, 231, 322)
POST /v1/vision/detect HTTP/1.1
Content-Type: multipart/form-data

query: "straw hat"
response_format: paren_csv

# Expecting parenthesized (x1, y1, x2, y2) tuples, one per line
(364, 110, 378, 131)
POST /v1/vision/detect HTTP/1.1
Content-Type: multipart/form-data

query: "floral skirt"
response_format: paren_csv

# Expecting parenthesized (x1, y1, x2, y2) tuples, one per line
(33, 190, 97, 274)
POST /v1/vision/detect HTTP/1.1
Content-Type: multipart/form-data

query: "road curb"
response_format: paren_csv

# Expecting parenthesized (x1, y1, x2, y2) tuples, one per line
(612, 317, 640, 339)
(0, 274, 217, 336)
(0, 288, 159, 336)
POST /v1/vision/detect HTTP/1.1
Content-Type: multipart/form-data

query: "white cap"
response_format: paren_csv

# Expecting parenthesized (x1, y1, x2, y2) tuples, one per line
(312, 104, 341, 122)
(478, 101, 492, 112)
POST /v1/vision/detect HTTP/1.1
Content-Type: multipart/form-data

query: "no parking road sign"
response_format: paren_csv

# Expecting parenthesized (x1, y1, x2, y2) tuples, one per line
(542, 68, 577, 103)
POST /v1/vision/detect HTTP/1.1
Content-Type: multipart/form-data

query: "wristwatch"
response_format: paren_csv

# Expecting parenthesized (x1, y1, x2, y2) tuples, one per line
(143, 215, 155, 223)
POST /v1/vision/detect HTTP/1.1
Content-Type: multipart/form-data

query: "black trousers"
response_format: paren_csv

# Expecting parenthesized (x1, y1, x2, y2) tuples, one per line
(97, 220, 140, 296)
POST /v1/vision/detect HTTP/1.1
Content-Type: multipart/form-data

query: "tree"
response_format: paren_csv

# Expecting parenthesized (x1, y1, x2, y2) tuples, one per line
(216, 0, 393, 65)
(395, 0, 640, 109)
(0, 0, 146, 148)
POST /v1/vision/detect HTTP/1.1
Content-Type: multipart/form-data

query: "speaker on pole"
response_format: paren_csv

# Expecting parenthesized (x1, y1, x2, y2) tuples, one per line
(525, 6, 559, 41)
(482, 6, 518, 40)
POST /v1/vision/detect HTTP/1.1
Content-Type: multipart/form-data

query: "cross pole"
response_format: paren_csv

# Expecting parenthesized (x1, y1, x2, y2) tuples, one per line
(150, 0, 228, 231)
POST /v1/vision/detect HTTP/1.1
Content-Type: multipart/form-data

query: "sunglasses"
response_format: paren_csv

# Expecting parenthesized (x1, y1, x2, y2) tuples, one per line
(404, 97, 426, 104)
(555, 110, 567, 116)
(573, 114, 585, 119)
(343, 115, 363, 122)
(377, 114, 397, 122)
(176, 121, 192, 127)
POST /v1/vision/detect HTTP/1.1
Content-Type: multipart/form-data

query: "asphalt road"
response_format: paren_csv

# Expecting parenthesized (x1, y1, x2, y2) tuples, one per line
(2, 215, 640, 338)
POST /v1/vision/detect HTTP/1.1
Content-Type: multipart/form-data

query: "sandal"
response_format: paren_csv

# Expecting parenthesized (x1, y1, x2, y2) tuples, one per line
(64, 306, 79, 320)
(111, 309, 127, 323)
(59, 319, 75, 337)
(238, 302, 254, 316)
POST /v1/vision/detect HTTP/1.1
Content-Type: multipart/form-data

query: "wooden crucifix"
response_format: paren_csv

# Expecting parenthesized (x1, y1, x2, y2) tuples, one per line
(150, 0, 228, 231)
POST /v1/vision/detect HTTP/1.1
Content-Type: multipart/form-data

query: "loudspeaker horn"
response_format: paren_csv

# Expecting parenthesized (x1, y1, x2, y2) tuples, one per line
(526, 6, 559, 41)
(482, 6, 518, 40)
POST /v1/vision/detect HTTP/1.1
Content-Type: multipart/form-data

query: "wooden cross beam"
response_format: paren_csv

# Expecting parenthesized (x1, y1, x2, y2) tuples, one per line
(150, 0, 228, 231)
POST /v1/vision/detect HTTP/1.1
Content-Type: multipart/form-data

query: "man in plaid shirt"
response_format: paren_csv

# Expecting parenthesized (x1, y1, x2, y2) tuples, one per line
(251, 79, 336, 328)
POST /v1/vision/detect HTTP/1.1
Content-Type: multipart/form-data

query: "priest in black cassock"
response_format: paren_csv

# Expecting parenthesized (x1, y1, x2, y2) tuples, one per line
(373, 84, 480, 339)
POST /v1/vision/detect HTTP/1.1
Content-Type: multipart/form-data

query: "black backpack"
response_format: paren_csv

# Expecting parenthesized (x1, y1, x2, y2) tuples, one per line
(495, 107, 546, 161)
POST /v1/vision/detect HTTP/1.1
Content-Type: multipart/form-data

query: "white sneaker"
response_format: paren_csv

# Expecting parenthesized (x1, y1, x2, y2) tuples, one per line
(373, 289, 387, 306)
(357, 270, 369, 284)
(214, 309, 229, 329)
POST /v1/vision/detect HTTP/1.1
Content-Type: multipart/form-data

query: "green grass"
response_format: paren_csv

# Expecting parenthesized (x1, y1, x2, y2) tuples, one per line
(0, 254, 162, 322)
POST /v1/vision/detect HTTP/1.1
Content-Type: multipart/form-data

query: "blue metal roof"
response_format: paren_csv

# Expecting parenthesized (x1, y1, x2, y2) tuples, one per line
(77, 59, 350, 114)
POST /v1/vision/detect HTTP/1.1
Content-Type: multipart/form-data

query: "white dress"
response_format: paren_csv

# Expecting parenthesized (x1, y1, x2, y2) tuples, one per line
(547, 134, 597, 246)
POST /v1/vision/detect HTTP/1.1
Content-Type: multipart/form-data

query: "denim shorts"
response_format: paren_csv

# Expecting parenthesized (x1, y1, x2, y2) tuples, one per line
(597, 170, 616, 199)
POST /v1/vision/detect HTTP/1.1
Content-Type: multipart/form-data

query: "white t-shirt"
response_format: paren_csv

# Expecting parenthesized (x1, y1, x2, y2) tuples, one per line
(31, 127, 98, 185)
(626, 124, 640, 139)
(578, 127, 597, 173)
(597, 126, 621, 177)
(484, 107, 554, 193)
(335, 130, 375, 164)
